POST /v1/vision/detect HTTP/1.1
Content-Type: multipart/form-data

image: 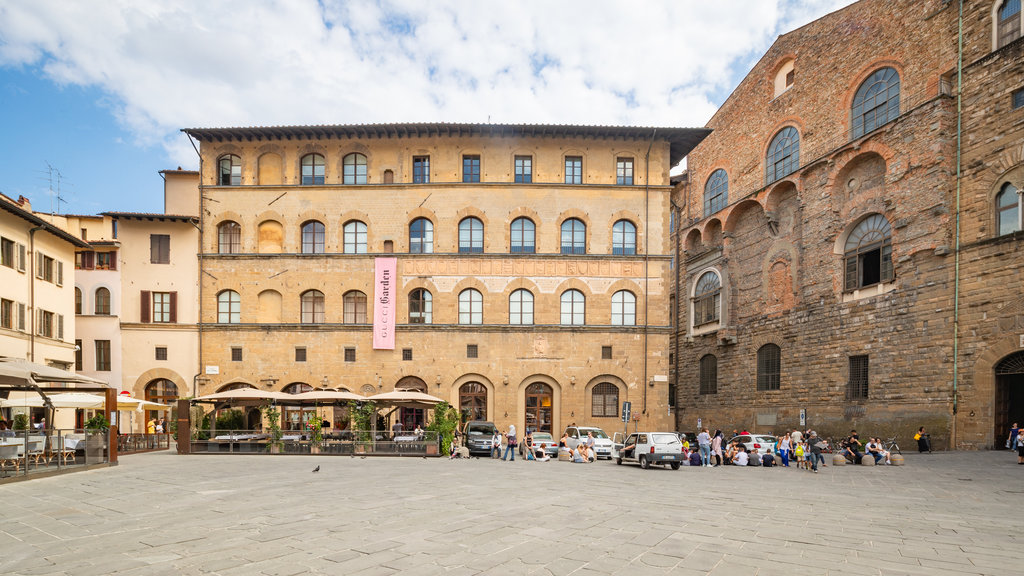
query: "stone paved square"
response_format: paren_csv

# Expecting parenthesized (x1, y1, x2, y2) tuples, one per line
(0, 451, 1020, 575)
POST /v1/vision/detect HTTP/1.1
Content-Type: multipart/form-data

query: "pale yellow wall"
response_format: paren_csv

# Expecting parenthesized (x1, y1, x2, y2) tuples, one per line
(163, 171, 200, 216)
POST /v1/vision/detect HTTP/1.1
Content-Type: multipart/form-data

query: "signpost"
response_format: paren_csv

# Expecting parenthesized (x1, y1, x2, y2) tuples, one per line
(800, 408, 806, 428)
(621, 401, 631, 438)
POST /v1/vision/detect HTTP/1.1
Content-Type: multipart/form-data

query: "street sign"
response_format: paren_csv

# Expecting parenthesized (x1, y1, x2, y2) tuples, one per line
(621, 401, 631, 423)
(697, 418, 702, 430)
(800, 408, 806, 427)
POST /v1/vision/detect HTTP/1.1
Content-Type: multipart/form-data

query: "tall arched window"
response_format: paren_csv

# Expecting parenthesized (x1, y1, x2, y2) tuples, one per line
(218, 155, 240, 186)
(844, 214, 893, 291)
(94, 287, 111, 316)
(458, 288, 482, 324)
(301, 220, 325, 254)
(693, 271, 721, 326)
(592, 383, 619, 417)
(525, 382, 553, 433)
(217, 290, 240, 323)
(459, 217, 484, 253)
(560, 289, 585, 325)
(145, 379, 179, 422)
(997, 0, 1021, 49)
(757, 344, 781, 391)
(282, 383, 314, 431)
(300, 290, 325, 324)
(612, 220, 637, 255)
(409, 288, 432, 324)
(75, 287, 82, 315)
(704, 169, 728, 216)
(218, 221, 241, 253)
(343, 290, 367, 323)
(699, 354, 718, 395)
(459, 382, 487, 422)
(766, 127, 800, 185)
(343, 153, 368, 184)
(343, 220, 367, 254)
(560, 218, 586, 254)
(301, 153, 325, 185)
(409, 218, 433, 254)
(996, 182, 1021, 236)
(509, 289, 534, 325)
(510, 218, 535, 253)
(852, 68, 900, 138)
(611, 290, 636, 326)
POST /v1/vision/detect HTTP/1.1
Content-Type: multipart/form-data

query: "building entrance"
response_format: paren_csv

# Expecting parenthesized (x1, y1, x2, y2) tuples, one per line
(995, 352, 1024, 448)
(525, 383, 553, 433)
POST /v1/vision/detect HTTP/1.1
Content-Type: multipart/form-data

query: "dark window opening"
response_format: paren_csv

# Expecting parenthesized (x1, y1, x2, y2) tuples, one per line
(467, 344, 478, 359)
(602, 346, 612, 360)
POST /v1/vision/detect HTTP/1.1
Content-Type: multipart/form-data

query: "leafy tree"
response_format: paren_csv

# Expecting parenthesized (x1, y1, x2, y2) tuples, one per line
(427, 401, 460, 455)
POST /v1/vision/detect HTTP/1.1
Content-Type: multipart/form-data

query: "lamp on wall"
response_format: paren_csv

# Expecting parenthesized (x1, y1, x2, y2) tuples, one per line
(570, 376, 576, 387)
(259, 377, 277, 389)
(503, 376, 509, 386)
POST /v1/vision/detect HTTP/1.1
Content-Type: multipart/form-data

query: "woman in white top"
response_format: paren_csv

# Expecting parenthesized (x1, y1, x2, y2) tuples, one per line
(778, 433, 791, 467)
(696, 428, 712, 467)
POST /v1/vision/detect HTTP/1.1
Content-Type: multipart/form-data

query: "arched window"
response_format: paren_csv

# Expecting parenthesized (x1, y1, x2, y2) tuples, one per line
(560, 289, 585, 325)
(704, 169, 728, 216)
(843, 214, 893, 291)
(693, 271, 721, 326)
(218, 155, 240, 186)
(282, 382, 314, 431)
(301, 221, 325, 254)
(852, 68, 900, 138)
(218, 221, 241, 254)
(458, 288, 482, 324)
(409, 288, 432, 324)
(217, 290, 240, 323)
(996, 182, 1021, 236)
(699, 354, 718, 395)
(997, 0, 1021, 49)
(592, 383, 618, 417)
(766, 127, 800, 185)
(509, 289, 534, 325)
(510, 218, 535, 253)
(343, 290, 367, 323)
(301, 153, 325, 185)
(343, 220, 367, 254)
(560, 218, 586, 254)
(611, 290, 636, 326)
(145, 379, 179, 422)
(343, 153, 368, 184)
(757, 344, 781, 391)
(300, 290, 325, 324)
(459, 382, 487, 422)
(94, 287, 111, 316)
(612, 220, 637, 255)
(459, 217, 484, 253)
(409, 218, 433, 254)
(75, 287, 82, 315)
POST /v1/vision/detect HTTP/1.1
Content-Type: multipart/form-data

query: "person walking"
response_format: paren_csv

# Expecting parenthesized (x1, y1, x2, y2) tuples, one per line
(1008, 422, 1019, 451)
(502, 424, 517, 461)
(711, 430, 723, 467)
(697, 428, 711, 467)
(1016, 429, 1024, 465)
(807, 431, 823, 473)
(778, 432, 791, 467)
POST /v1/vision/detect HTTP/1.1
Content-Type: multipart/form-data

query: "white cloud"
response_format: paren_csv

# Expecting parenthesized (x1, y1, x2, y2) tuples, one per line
(0, 0, 854, 170)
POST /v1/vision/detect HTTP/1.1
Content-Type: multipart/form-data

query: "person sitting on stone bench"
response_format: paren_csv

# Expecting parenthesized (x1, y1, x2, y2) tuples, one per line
(841, 430, 863, 464)
(865, 437, 889, 464)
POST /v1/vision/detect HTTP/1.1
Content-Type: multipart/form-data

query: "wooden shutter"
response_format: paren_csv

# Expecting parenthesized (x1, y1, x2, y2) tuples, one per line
(17, 243, 25, 272)
(141, 290, 151, 323)
(169, 292, 178, 323)
(84, 251, 95, 270)
(57, 261, 63, 286)
(844, 255, 858, 291)
(109, 251, 117, 270)
(36, 252, 43, 279)
(58, 314, 64, 340)
(17, 303, 25, 331)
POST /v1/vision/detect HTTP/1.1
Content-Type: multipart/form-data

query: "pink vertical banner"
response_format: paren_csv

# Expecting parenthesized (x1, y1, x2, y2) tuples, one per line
(373, 257, 397, 350)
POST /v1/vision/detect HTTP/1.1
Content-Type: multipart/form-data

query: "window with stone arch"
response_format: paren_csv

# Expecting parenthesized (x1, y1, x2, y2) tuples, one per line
(343, 290, 367, 324)
(765, 127, 800, 185)
(510, 217, 535, 253)
(218, 221, 241, 254)
(699, 354, 718, 395)
(591, 382, 619, 417)
(704, 169, 728, 217)
(756, 343, 781, 391)
(301, 153, 325, 185)
(843, 214, 893, 291)
(458, 217, 484, 253)
(509, 288, 534, 325)
(145, 379, 178, 421)
(409, 288, 432, 324)
(300, 290, 325, 324)
(852, 67, 900, 138)
(692, 270, 721, 327)
(343, 153, 368, 184)
(75, 287, 82, 315)
(218, 154, 240, 186)
(94, 287, 111, 316)
(301, 220, 325, 254)
(996, 0, 1021, 49)
(996, 182, 1021, 236)
(612, 220, 636, 255)
(217, 290, 240, 323)
(560, 289, 585, 325)
(560, 218, 586, 254)
(611, 290, 636, 326)
(458, 288, 483, 324)
(343, 220, 367, 254)
(409, 218, 433, 254)
(459, 382, 487, 422)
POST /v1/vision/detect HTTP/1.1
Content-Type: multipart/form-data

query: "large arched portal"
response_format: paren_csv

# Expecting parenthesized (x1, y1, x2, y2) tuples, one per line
(995, 351, 1024, 448)
(396, 376, 427, 431)
(524, 382, 553, 434)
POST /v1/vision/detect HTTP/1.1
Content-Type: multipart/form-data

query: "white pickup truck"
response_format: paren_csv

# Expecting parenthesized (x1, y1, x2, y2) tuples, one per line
(613, 431, 684, 470)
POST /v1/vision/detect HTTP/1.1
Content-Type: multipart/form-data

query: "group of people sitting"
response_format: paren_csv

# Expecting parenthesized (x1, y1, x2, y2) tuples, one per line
(835, 430, 893, 464)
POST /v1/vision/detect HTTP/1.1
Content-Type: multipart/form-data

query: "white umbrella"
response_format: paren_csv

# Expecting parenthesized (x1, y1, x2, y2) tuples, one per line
(287, 390, 364, 403)
(366, 389, 444, 407)
(0, 392, 105, 409)
(192, 388, 290, 402)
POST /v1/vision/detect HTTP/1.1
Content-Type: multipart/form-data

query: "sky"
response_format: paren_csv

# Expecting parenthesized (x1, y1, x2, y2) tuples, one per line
(0, 0, 854, 216)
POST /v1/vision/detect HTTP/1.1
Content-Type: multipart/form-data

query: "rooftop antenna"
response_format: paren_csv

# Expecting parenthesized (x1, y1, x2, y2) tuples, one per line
(42, 162, 69, 215)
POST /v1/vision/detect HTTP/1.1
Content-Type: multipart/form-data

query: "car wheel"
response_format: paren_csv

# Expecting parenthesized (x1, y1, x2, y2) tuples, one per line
(616, 457, 622, 465)
(671, 462, 681, 470)
(639, 455, 649, 469)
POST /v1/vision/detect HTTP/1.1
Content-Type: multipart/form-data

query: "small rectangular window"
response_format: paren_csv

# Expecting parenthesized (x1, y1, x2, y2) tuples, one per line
(602, 346, 612, 360)
(1014, 88, 1024, 110)
(96, 252, 115, 270)
(95, 340, 111, 371)
(616, 158, 634, 185)
(462, 155, 481, 183)
(150, 234, 170, 264)
(848, 355, 869, 400)
(152, 292, 172, 323)
(402, 348, 413, 361)
(467, 344, 478, 359)
(514, 155, 532, 183)
(231, 347, 242, 362)
(155, 346, 168, 361)
(0, 299, 11, 329)
(413, 156, 430, 183)
(295, 347, 306, 362)
(1, 238, 14, 268)
(344, 347, 356, 362)
(565, 156, 582, 184)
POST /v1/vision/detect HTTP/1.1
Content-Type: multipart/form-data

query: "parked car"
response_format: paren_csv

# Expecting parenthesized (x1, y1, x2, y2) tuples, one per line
(520, 432, 559, 458)
(728, 434, 778, 455)
(463, 421, 499, 456)
(614, 432, 684, 469)
(563, 426, 615, 459)
(677, 432, 698, 448)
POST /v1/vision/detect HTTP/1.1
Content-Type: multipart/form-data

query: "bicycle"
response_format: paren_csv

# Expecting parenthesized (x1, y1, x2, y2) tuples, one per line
(882, 435, 902, 455)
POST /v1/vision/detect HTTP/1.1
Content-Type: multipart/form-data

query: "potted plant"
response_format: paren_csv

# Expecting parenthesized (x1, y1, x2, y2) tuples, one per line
(12, 413, 29, 431)
(349, 400, 376, 454)
(84, 413, 111, 461)
(426, 401, 460, 456)
(262, 405, 284, 454)
(307, 412, 324, 453)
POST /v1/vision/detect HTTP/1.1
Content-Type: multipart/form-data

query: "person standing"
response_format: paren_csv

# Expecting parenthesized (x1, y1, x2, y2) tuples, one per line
(807, 431, 823, 473)
(502, 424, 517, 461)
(778, 433, 791, 467)
(711, 430, 723, 467)
(491, 430, 502, 459)
(697, 428, 711, 467)
(1008, 422, 1019, 451)
(1016, 429, 1024, 464)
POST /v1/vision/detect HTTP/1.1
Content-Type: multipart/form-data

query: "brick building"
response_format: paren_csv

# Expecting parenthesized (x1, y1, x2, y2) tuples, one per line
(182, 123, 707, 435)
(671, 0, 1024, 449)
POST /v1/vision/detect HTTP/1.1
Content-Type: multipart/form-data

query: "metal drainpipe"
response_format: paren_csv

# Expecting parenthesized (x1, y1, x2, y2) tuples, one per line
(642, 129, 657, 416)
(187, 135, 205, 396)
(671, 199, 682, 426)
(28, 226, 44, 361)
(951, 0, 963, 448)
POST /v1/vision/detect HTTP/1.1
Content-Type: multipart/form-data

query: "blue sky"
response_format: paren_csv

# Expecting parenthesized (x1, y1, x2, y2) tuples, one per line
(0, 0, 853, 215)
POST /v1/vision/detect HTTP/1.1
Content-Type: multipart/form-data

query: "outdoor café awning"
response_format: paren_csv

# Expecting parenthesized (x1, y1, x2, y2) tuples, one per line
(0, 392, 169, 411)
(192, 389, 291, 403)
(366, 390, 444, 408)
(0, 357, 110, 389)
(287, 390, 364, 404)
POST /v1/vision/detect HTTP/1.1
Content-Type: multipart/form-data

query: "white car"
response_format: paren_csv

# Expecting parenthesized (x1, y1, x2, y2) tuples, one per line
(563, 426, 615, 460)
(613, 432, 684, 469)
(728, 434, 777, 455)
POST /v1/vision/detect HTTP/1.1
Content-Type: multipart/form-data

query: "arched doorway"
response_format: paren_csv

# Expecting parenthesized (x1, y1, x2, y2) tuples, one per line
(396, 376, 427, 431)
(525, 382, 553, 433)
(459, 382, 487, 424)
(995, 352, 1024, 447)
(282, 383, 313, 431)
(145, 379, 179, 428)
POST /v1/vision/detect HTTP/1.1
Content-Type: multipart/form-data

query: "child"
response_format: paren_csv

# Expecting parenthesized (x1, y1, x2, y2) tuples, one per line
(794, 440, 806, 469)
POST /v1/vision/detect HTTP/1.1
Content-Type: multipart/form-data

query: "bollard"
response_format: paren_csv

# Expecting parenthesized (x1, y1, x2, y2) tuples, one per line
(832, 453, 847, 466)
(890, 453, 905, 466)
(860, 454, 876, 466)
